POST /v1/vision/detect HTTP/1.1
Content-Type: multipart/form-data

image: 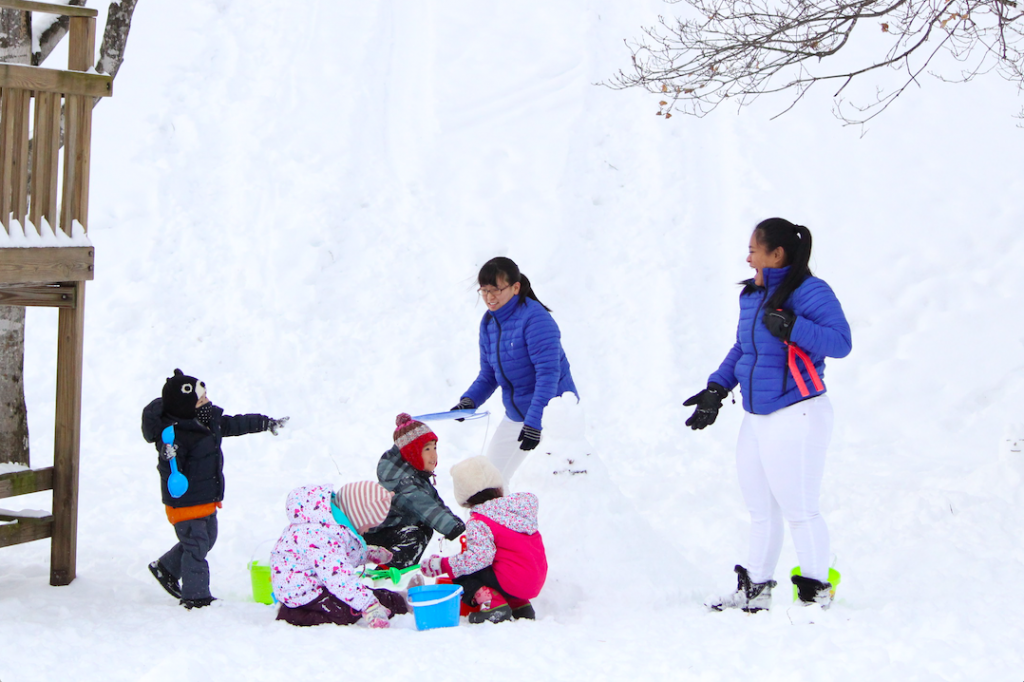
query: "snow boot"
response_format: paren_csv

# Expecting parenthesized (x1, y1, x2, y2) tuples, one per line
(791, 574, 833, 609)
(467, 587, 513, 624)
(180, 596, 217, 610)
(706, 565, 777, 613)
(508, 597, 536, 620)
(148, 560, 182, 600)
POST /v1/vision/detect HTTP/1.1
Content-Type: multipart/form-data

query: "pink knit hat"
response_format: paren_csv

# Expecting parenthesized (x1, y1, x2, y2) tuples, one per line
(393, 413, 438, 471)
(335, 481, 394, 533)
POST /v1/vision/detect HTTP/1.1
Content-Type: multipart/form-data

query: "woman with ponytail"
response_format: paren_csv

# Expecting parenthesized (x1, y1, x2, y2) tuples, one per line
(452, 257, 578, 484)
(685, 218, 852, 613)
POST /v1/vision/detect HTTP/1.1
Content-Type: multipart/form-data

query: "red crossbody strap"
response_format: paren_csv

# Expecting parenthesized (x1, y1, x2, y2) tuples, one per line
(786, 342, 824, 397)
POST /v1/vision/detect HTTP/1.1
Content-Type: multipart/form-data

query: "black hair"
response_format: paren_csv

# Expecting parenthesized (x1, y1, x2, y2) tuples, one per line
(742, 217, 814, 310)
(465, 487, 504, 506)
(478, 257, 552, 312)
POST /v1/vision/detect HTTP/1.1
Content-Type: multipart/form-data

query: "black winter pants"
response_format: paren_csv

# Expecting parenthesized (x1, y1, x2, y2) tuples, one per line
(159, 513, 218, 600)
(361, 523, 433, 569)
(453, 565, 523, 606)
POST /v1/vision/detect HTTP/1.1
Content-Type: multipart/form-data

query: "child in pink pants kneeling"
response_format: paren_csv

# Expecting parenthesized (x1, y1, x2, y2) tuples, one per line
(421, 456, 547, 624)
(271, 483, 409, 628)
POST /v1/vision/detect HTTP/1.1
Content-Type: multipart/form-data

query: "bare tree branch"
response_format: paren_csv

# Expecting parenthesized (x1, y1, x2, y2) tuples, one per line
(607, 0, 1024, 124)
(96, 0, 138, 79)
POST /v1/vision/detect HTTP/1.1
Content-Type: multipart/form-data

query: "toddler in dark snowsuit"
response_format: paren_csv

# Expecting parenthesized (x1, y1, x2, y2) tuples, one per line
(362, 414, 466, 569)
(141, 369, 287, 609)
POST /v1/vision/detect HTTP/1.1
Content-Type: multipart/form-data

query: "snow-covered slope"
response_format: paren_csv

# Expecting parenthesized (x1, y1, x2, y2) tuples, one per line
(2, 1, 1023, 680)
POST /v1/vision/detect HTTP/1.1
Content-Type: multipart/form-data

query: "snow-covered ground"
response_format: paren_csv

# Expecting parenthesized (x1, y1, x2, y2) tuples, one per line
(2, 1, 1024, 680)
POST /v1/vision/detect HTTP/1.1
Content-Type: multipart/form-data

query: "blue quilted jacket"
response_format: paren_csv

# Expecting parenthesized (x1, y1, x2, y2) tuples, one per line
(709, 267, 852, 415)
(463, 297, 578, 430)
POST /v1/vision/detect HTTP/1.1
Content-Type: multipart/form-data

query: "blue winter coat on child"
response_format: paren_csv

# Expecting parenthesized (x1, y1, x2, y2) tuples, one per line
(709, 267, 852, 415)
(462, 297, 577, 430)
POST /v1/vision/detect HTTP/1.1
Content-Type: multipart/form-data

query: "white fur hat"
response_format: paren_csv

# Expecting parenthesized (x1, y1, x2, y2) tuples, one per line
(450, 456, 505, 508)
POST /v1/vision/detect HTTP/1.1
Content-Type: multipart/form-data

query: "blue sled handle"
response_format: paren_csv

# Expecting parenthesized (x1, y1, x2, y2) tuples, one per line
(411, 409, 490, 422)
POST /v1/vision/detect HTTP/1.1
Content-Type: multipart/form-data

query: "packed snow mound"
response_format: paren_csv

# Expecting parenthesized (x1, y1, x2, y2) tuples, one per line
(507, 395, 701, 619)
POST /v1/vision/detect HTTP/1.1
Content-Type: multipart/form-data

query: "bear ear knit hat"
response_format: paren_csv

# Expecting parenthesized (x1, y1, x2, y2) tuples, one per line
(393, 413, 438, 471)
(450, 456, 505, 508)
(162, 369, 206, 420)
(335, 481, 395, 534)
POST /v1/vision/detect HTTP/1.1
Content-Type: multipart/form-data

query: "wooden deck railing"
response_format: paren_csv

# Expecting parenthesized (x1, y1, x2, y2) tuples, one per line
(0, 0, 112, 237)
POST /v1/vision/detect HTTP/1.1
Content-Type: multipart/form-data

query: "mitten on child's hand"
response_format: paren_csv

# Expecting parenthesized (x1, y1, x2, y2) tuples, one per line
(264, 416, 289, 435)
(420, 555, 445, 578)
(362, 600, 391, 629)
(161, 443, 178, 461)
(365, 546, 393, 566)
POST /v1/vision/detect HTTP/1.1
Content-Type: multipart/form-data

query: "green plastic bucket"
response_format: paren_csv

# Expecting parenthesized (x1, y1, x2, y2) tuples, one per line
(248, 560, 275, 604)
(790, 566, 841, 602)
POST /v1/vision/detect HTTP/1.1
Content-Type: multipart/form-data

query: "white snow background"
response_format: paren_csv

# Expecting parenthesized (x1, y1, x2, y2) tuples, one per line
(2, 1, 1024, 680)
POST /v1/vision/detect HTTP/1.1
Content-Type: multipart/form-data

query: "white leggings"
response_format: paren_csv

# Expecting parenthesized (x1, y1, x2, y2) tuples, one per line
(486, 417, 529, 486)
(736, 395, 834, 584)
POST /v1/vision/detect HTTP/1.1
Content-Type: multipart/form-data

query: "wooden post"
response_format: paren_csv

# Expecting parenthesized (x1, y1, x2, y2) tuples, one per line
(50, 281, 84, 585)
(60, 15, 94, 235)
(11, 87, 29, 229)
(43, 92, 60, 227)
(0, 88, 13, 232)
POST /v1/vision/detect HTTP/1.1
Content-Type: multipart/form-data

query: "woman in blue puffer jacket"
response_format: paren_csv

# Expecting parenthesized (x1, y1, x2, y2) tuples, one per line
(685, 218, 852, 613)
(452, 257, 578, 484)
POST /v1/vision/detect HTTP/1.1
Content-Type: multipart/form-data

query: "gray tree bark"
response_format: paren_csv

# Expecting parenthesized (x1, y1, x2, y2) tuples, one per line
(0, 306, 29, 466)
(97, 0, 139, 79)
(0, 8, 31, 466)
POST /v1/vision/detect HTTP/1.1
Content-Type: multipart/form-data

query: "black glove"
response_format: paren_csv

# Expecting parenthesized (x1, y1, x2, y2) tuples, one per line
(263, 416, 289, 435)
(451, 397, 475, 422)
(763, 309, 796, 342)
(517, 425, 542, 451)
(682, 382, 728, 430)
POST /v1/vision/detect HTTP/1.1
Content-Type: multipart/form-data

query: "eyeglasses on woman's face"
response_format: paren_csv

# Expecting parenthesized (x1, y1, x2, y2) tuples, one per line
(477, 284, 512, 300)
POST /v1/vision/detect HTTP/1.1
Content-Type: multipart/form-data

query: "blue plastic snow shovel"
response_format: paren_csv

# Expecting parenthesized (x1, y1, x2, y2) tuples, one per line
(162, 425, 189, 499)
(411, 409, 490, 422)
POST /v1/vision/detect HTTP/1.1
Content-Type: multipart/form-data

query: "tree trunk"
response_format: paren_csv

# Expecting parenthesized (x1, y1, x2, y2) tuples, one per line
(0, 9, 32, 466)
(97, 0, 139, 79)
(0, 306, 29, 466)
(0, 8, 30, 64)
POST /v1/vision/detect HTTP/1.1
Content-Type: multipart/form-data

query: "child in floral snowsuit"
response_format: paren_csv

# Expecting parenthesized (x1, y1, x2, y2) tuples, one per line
(271, 483, 409, 627)
(421, 456, 547, 624)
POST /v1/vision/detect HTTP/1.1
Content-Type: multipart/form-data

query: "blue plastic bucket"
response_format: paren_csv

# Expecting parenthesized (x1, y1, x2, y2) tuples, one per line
(407, 584, 464, 630)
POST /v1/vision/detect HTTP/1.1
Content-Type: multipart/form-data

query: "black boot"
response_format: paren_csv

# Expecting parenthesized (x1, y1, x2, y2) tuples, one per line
(791, 574, 833, 608)
(148, 560, 182, 600)
(706, 565, 777, 613)
(180, 596, 217, 610)
(511, 603, 536, 620)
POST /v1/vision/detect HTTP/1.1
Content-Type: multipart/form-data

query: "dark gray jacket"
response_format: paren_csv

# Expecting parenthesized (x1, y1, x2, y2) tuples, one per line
(375, 446, 465, 541)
